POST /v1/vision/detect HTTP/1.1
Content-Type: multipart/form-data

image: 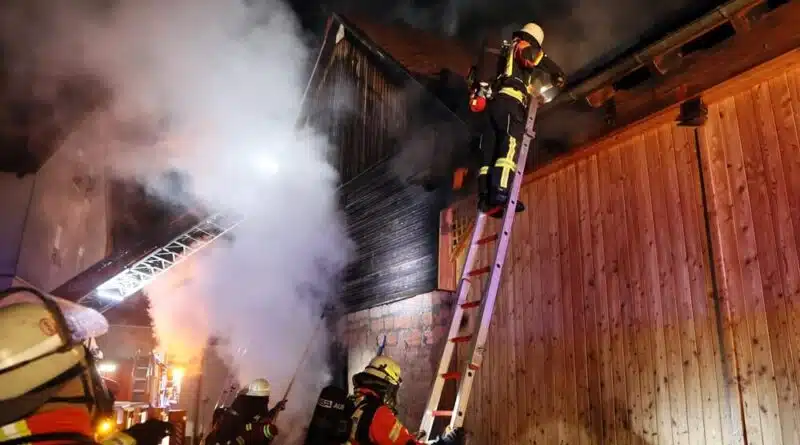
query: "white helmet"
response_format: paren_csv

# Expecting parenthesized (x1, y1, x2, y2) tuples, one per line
(519, 22, 544, 45)
(243, 378, 271, 397)
(0, 287, 111, 425)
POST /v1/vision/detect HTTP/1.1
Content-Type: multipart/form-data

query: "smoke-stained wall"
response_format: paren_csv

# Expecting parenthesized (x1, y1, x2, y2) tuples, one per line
(306, 18, 470, 310)
(14, 139, 111, 292)
(341, 161, 443, 310)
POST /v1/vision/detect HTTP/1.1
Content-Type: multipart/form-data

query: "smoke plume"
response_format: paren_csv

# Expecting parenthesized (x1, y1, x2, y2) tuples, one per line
(1, 0, 352, 440)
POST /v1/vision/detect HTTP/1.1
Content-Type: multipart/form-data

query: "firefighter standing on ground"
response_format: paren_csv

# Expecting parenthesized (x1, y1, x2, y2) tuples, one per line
(345, 356, 464, 445)
(205, 378, 286, 445)
(473, 22, 566, 215)
(0, 286, 172, 445)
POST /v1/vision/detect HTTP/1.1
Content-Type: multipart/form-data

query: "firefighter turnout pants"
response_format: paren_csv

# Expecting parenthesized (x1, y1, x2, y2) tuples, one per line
(477, 92, 527, 201)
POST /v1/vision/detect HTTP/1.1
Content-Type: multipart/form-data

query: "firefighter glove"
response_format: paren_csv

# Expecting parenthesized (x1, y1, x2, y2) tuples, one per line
(266, 399, 287, 422)
(263, 423, 279, 440)
(123, 420, 173, 445)
(433, 427, 465, 445)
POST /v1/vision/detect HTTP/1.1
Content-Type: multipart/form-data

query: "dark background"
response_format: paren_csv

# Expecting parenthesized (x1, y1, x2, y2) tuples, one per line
(289, 0, 726, 80)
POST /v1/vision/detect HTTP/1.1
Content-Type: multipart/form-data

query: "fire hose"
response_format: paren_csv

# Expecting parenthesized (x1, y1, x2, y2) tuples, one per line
(269, 308, 330, 423)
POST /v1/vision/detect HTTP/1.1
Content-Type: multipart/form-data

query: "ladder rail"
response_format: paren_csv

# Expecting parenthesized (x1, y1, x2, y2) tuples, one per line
(419, 99, 539, 440)
(449, 102, 537, 431)
(419, 212, 490, 435)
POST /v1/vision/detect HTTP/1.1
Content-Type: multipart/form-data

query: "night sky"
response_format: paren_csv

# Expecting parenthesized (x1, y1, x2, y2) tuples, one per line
(287, 0, 726, 77)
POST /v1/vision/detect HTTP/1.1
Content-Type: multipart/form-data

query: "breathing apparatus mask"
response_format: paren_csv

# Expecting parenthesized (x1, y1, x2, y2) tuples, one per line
(352, 372, 401, 413)
(0, 287, 115, 429)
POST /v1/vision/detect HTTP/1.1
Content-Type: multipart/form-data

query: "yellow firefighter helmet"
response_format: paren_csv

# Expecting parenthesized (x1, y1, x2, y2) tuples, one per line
(243, 378, 271, 397)
(364, 355, 402, 386)
(519, 22, 544, 45)
(0, 286, 111, 425)
(0, 303, 86, 400)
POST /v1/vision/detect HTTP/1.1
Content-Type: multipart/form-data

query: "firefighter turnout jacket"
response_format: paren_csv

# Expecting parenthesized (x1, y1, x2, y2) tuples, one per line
(346, 389, 420, 445)
(205, 408, 279, 445)
(0, 407, 171, 445)
(495, 33, 565, 107)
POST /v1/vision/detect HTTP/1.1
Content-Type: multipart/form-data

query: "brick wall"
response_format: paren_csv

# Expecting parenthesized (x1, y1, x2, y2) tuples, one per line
(343, 290, 455, 430)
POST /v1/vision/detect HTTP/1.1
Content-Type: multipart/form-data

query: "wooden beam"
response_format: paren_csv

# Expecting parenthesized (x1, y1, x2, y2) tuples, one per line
(524, 0, 800, 184)
(525, 46, 800, 184)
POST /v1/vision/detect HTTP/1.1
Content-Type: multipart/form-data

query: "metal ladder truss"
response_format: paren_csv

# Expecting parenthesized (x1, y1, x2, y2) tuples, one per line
(84, 212, 245, 312)
(419, 100, 539, 441)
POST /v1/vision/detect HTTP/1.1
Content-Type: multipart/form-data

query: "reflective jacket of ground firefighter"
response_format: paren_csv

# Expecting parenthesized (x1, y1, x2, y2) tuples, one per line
(205, 408, 279, 445)
(494, 34, 564, 107)
(0, 406, 170, 445)
(345, 388, 420, 445)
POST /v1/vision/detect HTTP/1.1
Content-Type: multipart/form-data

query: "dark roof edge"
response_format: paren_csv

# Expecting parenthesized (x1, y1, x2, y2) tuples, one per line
(299, 13, 420, 123)
(298, 15, 342, 125)
(300, 14, 469, 127)
(545, 0, 761, 110)
(333, 13, 437, 88)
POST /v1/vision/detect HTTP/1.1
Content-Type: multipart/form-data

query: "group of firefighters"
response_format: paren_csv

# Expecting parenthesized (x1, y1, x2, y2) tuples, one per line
(0, 285, 463, 445)
(0, 20, 561, 445)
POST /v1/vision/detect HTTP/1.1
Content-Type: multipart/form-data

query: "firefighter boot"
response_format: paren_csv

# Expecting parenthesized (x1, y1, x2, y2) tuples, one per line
(489, 188, 525, 219)
(477, 173, 491, 212)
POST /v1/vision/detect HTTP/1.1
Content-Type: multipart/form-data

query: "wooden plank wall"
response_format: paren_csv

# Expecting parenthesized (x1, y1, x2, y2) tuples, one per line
(699, 65, 800, 445)
(309, 40, 408, 184)
(454, 122, 743, 444)
(440, 60, 800, 444)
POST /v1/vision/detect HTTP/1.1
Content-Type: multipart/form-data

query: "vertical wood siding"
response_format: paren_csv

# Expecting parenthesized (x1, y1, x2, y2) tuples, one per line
(449, 123, 742, 444)
(308, 37, 470, 311)
(438, 61, 800, 444)
(309, 40, 408, 184)
(341, 160, 444, 310)
(699, 66, 800, 445)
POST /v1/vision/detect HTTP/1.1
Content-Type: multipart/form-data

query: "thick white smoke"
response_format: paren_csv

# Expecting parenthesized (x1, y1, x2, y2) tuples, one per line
(3, 0, 352, 440)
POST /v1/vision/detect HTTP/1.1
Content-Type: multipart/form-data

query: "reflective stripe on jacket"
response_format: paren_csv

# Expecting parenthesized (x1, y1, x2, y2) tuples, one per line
(0, 406, 96, 445)
(345, 390, 420, 445)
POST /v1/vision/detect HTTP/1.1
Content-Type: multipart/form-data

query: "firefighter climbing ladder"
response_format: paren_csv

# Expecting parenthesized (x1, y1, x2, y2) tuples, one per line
(419, 98, 540, 441)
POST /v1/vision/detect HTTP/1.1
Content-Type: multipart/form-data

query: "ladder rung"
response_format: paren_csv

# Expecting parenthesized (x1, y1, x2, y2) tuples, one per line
(450, 335, 472, 343)
(485, 206, 503, 216)
(476, 234, 498, 245)
(431, 410, 454, 417)
(441, 371, 461, 380)
(467, 266, 490, 277)
(461, 300, 481, 309)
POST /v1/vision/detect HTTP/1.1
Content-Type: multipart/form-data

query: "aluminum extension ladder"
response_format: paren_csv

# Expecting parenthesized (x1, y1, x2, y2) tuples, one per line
(419, 98, 540, 441)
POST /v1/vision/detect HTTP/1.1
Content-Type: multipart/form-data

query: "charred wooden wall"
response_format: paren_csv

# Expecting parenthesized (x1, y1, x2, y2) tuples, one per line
(307, 29, 469, 310)
(341, 160, 443, 310)
(309, 39, 408, 184)
(439, 58, 800, 444)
